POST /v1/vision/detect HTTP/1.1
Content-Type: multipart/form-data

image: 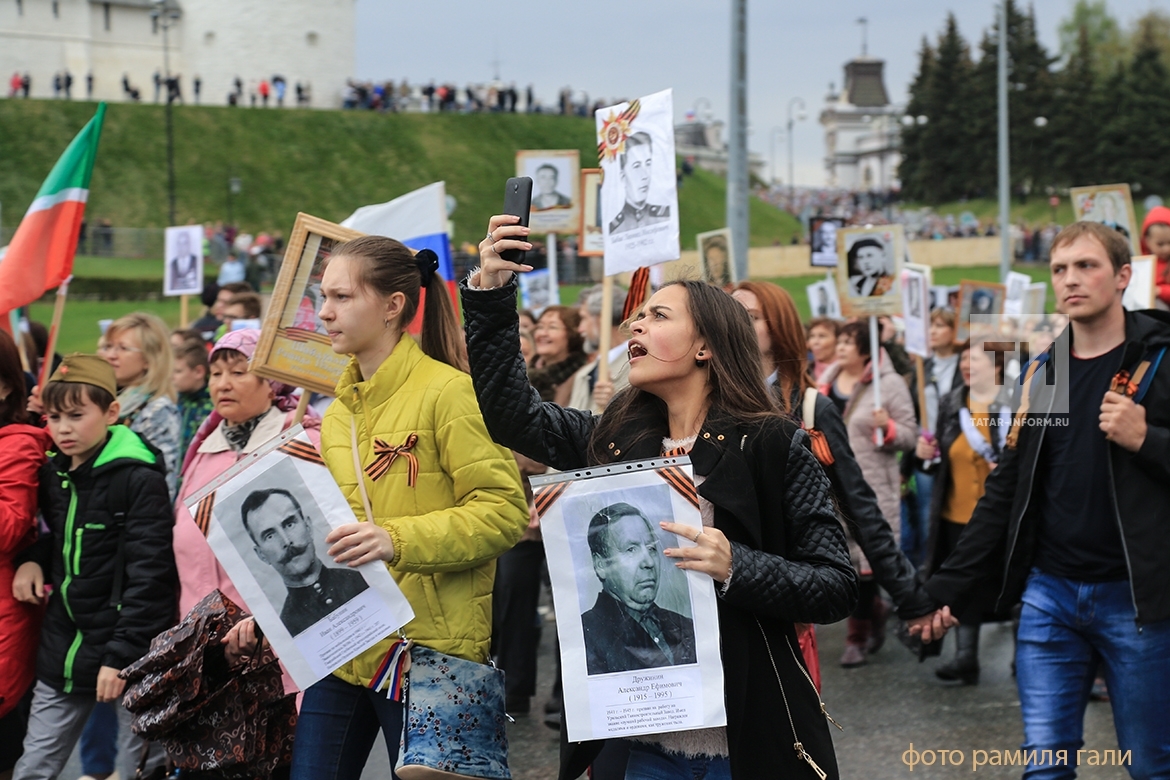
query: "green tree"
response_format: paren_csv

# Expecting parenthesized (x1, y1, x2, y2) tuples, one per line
(1099, 23, 1170, 194)
(1048, 25, 1102, 188)
(897, 37, 935, 200)
(1058, 0, 1126, 77)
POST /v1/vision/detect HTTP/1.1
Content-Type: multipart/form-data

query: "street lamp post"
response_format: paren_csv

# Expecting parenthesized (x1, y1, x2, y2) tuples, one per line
(786, 97, 806, 209)
(152, 1, 180, 226)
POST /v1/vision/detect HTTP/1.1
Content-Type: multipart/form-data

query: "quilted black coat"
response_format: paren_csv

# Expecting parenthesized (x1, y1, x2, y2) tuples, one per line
(462, 278, 858, 780)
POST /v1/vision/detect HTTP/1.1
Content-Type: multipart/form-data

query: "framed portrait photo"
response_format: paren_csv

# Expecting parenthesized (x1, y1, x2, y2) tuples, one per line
(956, 280, 1007, 343)
(1124, 255, 1156, 311)
(531, 457, 726, 743)
(517, 149, 581, 234)
(252, 213, 365, 396)
(1070, 183, 1139, 254)
(163, 224, 204, 296)
(579, 168, 605, 257)
(901, 268, 931, 358)
(696, 228, 734, 287)
(805, 278, 842, 320)
(835, 225, 904, 317)
(809, 216, 845, 268)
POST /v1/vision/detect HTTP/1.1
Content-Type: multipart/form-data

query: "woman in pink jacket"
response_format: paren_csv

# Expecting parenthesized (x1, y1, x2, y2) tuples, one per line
(174, 329, 321, 624)
(818, 321, 918, 667)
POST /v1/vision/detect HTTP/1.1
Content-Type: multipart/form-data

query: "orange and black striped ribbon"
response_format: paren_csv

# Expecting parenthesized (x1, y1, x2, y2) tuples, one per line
(657, 449, 700, 510)
(622, 266, 651, 321)
(365, 434, 420, 486)
(278, 440, 325, 466)
(194, 493, 216, 537)
(533, 481, 570, 520)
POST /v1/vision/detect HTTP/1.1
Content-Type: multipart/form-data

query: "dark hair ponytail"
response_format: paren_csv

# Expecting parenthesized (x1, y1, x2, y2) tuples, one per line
(332, 236, 467, 372)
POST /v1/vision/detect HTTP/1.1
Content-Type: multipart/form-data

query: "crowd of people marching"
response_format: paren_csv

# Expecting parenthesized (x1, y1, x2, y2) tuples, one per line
(1, 208, 1169, 780)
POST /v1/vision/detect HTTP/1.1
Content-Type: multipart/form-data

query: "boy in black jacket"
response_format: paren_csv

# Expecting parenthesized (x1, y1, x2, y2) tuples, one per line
(11, 354, 176, 780)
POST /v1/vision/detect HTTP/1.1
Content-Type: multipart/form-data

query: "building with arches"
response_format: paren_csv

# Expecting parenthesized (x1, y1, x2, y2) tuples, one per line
(819, 57, 904, 190)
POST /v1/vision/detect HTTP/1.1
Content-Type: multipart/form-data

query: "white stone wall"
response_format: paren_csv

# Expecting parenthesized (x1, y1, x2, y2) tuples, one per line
(0, 0, 354, 106)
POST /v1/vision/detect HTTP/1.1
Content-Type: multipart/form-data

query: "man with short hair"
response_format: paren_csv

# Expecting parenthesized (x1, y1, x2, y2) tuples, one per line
(913, 221, 1170, 779)
(241, 488, 368, 636)
(532, 164, 571, 210)
(609, 132, 670, 235)
(580, 503, 696, 675)
(568, 283, 630, 414)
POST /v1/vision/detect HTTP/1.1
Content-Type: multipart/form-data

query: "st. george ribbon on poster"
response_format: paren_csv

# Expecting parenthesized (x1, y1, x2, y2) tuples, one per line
(596, 89, 681, 276)
(531, 456, 726, 742)
(183, 425, 415, 691)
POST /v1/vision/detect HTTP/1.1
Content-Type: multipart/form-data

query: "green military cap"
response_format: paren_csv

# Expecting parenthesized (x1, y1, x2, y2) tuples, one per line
(47, 353, 118, 398)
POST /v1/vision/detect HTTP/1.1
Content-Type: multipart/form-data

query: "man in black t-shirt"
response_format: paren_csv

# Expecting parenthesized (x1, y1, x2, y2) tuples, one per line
(913, 222, 1170, 779)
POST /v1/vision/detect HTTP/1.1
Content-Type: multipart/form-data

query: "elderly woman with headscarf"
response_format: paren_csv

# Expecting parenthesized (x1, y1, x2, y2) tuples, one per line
(173, 329, 321, 621)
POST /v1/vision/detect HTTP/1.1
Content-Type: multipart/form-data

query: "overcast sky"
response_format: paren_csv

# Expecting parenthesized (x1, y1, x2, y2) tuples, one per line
(355, 0, 1158, 188)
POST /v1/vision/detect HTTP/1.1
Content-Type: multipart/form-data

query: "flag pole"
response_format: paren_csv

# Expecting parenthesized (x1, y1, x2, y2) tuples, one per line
(38, 276, 72, 389)
(293, 389, 311, 424)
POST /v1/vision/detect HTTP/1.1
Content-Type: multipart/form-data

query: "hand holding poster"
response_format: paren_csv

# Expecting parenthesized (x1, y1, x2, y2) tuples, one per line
(164, 225, 204, 296)
(836, 225, 904, 317)
(597, 89, 680, 275)
(184, 426, 414, 691)
(531, 457, 725, 743)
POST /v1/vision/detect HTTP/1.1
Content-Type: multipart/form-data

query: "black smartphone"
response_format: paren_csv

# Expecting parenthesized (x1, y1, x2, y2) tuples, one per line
(501, 177, 533, 264)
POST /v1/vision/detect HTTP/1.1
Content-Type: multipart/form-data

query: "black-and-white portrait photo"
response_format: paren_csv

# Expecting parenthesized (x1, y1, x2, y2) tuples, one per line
(517, 149, 580, 233)
(810, 217, 844, 268)
(564, 486, 696, 676)
(805, 279, 842, 320)
(697, 229, 733, 287)
(610, 132, 672, 237)
(164, 224, 204, 296)
(218, 458, 368, 637)
(845, 236, 895, 298)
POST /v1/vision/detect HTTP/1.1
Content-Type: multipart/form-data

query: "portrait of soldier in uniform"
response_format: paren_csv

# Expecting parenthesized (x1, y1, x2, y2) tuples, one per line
(240, 487, 369, 636)
(532, 163, 573, 211)
(580, 502, 697, 675)
(609, 132, 671, 236)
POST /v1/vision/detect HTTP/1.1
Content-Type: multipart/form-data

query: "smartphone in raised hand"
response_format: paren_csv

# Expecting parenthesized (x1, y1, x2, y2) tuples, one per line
(501, 177, 533, 264)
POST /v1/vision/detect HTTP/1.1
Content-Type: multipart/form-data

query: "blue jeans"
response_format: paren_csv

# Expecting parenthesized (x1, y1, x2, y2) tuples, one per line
(901, 469, 933, 568)
(624, 742, 731, 780)
(1017, 569, 1170, 779)
(79, 701, 117, 775)
(290, 674, 404, 780)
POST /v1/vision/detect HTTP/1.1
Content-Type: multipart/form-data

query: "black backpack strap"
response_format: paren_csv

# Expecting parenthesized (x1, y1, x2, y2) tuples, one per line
(108, 466, 133, 609)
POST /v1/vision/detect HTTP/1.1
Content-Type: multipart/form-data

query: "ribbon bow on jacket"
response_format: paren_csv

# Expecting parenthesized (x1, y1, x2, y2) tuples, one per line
(366, 434, 420, 487)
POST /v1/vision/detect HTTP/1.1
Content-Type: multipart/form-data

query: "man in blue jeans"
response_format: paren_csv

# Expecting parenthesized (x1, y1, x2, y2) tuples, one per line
(911, 221, 1170, 779)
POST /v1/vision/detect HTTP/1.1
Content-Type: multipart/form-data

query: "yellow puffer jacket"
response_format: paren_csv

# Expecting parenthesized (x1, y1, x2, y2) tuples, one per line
(321, 335, 528, 687)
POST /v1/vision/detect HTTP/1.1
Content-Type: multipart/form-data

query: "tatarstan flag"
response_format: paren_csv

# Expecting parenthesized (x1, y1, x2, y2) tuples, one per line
(0, 103, 106, 328)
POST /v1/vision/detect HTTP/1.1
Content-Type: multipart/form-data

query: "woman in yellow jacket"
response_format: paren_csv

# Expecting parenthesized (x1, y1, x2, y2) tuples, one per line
(293, 236, 528, 780)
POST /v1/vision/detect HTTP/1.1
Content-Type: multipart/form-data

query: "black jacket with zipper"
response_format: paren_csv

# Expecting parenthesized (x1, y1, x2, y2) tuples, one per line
(925, 309, 1170, 624)
(463, 277, 857, 780)
(16, 425, 178, 694)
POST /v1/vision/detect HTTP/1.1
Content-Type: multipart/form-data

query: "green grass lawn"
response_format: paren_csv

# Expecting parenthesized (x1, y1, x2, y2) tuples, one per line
(30, 262, 1055, 356)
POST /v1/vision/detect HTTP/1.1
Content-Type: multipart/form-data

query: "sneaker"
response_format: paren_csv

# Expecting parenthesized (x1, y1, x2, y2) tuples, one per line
(839, 643, 867, 668)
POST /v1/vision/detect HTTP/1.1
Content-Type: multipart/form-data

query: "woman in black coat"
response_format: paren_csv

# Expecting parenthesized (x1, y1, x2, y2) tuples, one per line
(462, 216, 857, 780)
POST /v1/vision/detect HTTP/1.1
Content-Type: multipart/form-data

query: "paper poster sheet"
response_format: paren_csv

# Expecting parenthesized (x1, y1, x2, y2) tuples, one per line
(1124, 255, 1156, 311)
(956, 280, 1006, 343)
(1003, 271, 1032, 317)
(164, 225, 204, 296)
(836, 224, 904, 317)
(901, 268, 930, 358)
(518, 150, 581, 234)
(696, 228, 734, 287)
(519, 268, 556, 311)
(810, 216, 845, 268)
(597, 89, 680, 275)
(185, 426, 414, 691)
(531, 457, 725, 743)
(579, 168, 605, 256)
(1071, 183, 1139, 254)
(806, 277, 842, 320)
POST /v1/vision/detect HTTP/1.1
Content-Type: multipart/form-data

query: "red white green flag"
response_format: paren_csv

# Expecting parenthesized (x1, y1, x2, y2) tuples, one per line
(0, 102, 106, 327)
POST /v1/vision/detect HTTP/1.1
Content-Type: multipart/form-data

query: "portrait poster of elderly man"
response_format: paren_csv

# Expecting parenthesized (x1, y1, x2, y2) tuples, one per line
(517, 149, 580, 234)
(596, 88, 681, 275)
(189, 427, 414, 689)
(836, 224, 905, 318)
(164, 224, 204, 296)
(533, 463, 726, 742)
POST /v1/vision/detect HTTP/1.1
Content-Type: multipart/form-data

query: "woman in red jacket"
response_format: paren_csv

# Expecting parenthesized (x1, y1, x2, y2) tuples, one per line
(0, 330, 51, 774)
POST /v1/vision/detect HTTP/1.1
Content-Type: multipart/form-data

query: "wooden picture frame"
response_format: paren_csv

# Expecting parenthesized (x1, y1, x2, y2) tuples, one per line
(517, 149, 581, 234)
(252, 213, 365, 395)
(579, 168, 604, 257)
(835, 224, 905, 317)
(1070, 183, 1139, 254)
(696, 228, 734, 287)
(955, 279, 1007, 344)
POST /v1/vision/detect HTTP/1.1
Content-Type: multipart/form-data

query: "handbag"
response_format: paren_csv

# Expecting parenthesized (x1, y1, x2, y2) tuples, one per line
(349, 420, 512, 780)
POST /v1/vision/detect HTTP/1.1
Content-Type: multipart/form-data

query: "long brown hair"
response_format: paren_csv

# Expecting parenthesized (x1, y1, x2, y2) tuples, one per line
(332, 236, 466, 372)
(732, 280, 811, 412)
(589, 281, 779, 462)
(0, 330, 28, 426)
